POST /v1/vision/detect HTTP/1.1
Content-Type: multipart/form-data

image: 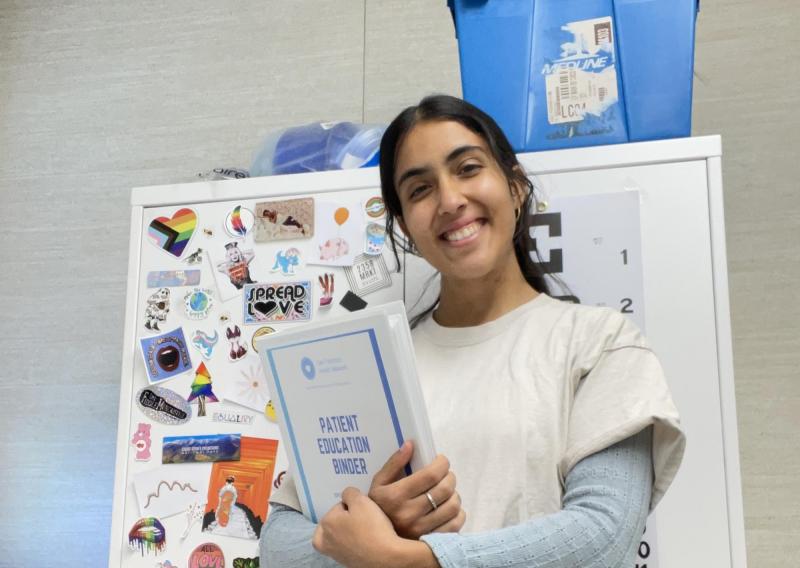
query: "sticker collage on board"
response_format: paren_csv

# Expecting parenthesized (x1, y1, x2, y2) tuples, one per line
(125, 191, 393, 564)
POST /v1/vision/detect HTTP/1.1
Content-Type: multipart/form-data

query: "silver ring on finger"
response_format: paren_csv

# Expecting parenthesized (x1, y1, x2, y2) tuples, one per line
(425, 491, 438, 512)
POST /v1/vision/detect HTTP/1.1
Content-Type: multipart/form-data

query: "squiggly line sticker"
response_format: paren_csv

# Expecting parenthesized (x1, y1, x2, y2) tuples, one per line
(145, 480, 199, 509)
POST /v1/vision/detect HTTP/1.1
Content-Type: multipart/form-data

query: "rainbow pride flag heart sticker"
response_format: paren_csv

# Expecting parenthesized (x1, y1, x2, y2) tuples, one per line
(148, 208, 197, 258)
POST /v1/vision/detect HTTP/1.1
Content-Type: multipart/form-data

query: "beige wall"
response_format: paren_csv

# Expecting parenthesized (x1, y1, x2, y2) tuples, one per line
(0, 1, 796, 565)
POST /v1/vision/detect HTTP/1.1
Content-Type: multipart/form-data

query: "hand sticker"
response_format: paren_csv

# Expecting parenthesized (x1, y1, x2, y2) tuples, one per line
(318, 273, 334, 308)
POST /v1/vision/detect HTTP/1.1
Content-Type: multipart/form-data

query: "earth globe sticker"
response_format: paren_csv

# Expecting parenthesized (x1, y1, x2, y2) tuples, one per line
(300, 357, 316, 380)
(184, 288, 213, 320)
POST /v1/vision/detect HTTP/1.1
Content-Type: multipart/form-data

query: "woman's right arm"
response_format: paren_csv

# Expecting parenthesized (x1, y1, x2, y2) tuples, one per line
(260, 504, 343, 568)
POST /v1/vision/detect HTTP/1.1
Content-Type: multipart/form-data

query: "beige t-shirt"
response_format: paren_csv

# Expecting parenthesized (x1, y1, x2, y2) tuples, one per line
(270, 294, 685, 533)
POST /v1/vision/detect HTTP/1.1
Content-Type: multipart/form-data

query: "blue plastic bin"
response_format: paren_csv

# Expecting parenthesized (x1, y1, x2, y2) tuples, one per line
(448, 0, 700, 151)
(251, 122, 385, 177)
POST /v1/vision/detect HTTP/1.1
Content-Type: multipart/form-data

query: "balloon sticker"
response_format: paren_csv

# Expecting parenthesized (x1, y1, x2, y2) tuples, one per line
(334, 206, 350, 226)
(140, 327, 193, 384)
(189, 543, 224, 568)
(224, 205, 255, 238)
(148, 208, 197, 258)
(310, 201, 360, 266)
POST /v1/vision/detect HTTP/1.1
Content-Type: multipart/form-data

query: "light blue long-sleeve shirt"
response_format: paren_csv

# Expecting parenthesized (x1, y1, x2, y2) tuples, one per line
(260, 427, 653, 567)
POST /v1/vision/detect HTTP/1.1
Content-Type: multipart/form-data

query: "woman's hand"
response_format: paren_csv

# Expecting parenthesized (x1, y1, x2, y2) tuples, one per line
(312, 487, 438, 568)
(368, 441, 467, 539)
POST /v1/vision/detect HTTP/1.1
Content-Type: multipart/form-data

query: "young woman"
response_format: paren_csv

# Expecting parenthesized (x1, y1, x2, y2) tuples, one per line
(261, 95, 685, 567)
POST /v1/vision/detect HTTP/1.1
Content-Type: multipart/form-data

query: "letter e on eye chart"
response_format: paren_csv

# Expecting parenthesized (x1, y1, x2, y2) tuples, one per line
(531, 190, 645, 330)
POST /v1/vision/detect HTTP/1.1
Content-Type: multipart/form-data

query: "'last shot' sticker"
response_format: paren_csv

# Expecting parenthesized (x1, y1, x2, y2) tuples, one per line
(243, 281, 312, 324)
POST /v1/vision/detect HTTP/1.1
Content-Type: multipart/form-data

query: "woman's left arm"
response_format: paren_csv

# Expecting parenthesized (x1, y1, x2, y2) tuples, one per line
(296, 427, 652, 568)
(420, 426, 654, 568)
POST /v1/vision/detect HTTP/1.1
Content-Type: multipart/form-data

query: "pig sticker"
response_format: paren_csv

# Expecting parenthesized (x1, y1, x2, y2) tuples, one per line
(319, 238, 349, 261)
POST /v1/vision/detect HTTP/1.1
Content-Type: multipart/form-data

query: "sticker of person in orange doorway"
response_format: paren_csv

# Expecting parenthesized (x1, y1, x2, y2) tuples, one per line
(215, 476, 238, 528)
(217, 242, 255, 289)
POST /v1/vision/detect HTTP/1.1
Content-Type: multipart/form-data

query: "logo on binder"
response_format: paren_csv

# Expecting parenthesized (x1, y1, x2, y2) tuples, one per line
(300, 357, 316, 380)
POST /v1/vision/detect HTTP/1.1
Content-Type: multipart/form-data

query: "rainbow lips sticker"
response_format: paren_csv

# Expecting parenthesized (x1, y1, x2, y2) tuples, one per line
(148, 208, 198, 258)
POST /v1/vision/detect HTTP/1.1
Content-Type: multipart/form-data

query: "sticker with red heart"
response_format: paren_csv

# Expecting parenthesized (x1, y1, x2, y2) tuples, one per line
(148, 208, 198, 258)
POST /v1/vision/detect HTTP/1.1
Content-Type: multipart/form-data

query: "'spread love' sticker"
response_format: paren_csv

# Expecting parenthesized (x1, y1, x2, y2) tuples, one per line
(242, 281, 312, 324)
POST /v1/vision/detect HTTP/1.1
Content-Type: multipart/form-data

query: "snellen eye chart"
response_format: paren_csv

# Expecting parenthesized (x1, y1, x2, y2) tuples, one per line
(530, 189, 646, 332)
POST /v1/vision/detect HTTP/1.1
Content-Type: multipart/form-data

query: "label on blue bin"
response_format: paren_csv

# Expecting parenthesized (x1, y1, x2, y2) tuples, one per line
(542, 17, 618, 125)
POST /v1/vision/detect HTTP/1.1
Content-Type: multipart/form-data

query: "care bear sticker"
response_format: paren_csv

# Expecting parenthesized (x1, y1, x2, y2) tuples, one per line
(243, 281, 312, 324)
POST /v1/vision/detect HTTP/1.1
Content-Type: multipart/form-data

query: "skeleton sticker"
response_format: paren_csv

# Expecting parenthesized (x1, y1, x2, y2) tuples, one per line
(144, 288, 171, 332)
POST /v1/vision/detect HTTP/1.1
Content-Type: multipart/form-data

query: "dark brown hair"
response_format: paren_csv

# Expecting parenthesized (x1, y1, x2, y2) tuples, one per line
(379, 95, 552, 326)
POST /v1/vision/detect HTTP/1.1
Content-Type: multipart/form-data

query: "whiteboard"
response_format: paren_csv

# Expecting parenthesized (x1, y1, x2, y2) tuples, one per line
(111, 135, 745, 567)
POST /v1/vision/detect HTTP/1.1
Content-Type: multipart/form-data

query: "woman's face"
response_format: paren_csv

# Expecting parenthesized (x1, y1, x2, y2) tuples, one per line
(394, 120, 521, 284)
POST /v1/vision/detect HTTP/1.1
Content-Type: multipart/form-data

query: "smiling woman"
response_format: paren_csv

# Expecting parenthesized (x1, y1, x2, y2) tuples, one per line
(389, 120, 537, 326)
(261, 96, 685, 568)
(379, 96, 552, 327)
